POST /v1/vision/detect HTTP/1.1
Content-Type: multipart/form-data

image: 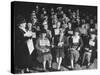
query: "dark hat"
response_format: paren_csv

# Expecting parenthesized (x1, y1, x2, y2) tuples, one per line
(20, 19, 26, 24)
(16, 15, 26, 24)
(74, 28, 81, 35)
(75, 28, 80, 33)
(41, 29, 47, 34)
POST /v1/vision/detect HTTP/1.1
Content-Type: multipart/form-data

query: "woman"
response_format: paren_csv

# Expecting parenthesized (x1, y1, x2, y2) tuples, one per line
(65, 22, 73, 37)
(68, 30, 83, 69)
(25, 23, 37, 71)
(15, 19, 31, 73)
(51, 14, 58, 29)
(82, 31, 97, 67)
(43, 24, 52, 40)
(62, 14, 70, 24)
(35, 30, 52, 71)
(53, 27, 66, 70)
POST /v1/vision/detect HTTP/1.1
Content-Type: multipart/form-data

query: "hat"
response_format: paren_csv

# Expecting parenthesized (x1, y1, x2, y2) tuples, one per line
(75, 28, 80, 33)
(74, 28, 81, 35)
(16, 15, 26, 24)
(41, 29, 47, 34)
(20, 19, 26, 24)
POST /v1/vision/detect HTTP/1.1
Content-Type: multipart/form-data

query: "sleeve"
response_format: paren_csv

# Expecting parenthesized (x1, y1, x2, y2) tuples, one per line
(63, 36, 69, 48)
(49, 30, 52, 38)
(66, 36, 72, 48)
(17, 29, 29, 42)
(52, 37, 54, 45)
(79, 37, 83, 49)
(92, 39, 97, 51)
(95, 39, 97, 51)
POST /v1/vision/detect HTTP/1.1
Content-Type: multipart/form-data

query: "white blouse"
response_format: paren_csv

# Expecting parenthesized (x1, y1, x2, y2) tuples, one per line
(72, 36, 80, 43)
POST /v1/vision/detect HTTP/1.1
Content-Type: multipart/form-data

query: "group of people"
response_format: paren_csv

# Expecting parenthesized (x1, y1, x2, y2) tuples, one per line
(15, 5, 97, 73)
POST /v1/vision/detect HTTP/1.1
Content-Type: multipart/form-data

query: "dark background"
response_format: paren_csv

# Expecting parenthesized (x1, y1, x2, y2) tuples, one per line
(12, 1, 97, 23)
(11, 1, 97, 73)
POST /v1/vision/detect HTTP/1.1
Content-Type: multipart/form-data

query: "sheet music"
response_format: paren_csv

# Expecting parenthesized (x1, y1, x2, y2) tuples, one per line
(24, 31, 32, 37)
(72, 36, 80, 43)
(40, 39, 50, 46)
(32, 32, 36, 38)
(68, 31, 73, 34)
(45, 40, 50, 46)
(40, 40, 46, 46)
(55, 29, 60, 35)
(27, 39, 34, 55)
(53, 24, 56, 28)
(89, 40, 95, 46)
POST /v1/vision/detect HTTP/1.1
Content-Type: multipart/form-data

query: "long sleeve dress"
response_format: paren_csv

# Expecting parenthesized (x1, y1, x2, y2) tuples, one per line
(15, 26, 30, 69)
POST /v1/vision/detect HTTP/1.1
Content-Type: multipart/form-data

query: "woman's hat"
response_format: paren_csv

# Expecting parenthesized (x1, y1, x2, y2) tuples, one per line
(41, 29, 47, 34)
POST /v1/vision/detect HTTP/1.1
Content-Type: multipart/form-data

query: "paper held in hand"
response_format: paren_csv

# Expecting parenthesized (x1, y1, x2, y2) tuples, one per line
(24, 31, 33, 37)
(27, 39, 34, 55)
(53, 24, 56, 28)
(68, 31, 73, 34)
(55, 29, 60, 35)
(89, 40, 95, 46)
(32, 32, 36, 38)
(40, 39, 50, 46)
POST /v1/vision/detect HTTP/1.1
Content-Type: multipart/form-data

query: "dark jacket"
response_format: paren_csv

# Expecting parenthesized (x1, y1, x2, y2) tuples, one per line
(15, 26, 29, 68)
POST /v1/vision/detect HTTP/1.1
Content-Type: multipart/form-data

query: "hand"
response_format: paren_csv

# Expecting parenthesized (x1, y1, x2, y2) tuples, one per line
(24, 31, 32, 37)
(41, 50, 44, 53)
(77, 47, 80, 51)
(68, 31, 73, 34)
(89, 50, 92, 52)
(32, 32, 36, 38)
(44, 48, 49, 52)
(46, 48, 50, 52)
(58, 43, 62, 47)
(85, 48, 89, 51)
(58, 42, 63, 47)
(52, 45, 54, 48)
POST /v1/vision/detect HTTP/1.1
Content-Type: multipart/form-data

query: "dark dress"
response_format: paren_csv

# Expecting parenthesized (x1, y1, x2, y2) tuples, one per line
(83, 38, 97, 63)
(54, 35, 66, 58)
(15, 26, 30, 68)
(68, 36, 83, 62)
(65, 28, 73, 37)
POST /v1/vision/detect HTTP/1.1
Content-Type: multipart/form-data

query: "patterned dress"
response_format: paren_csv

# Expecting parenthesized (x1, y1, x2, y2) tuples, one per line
(36, 37, 52, 63)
